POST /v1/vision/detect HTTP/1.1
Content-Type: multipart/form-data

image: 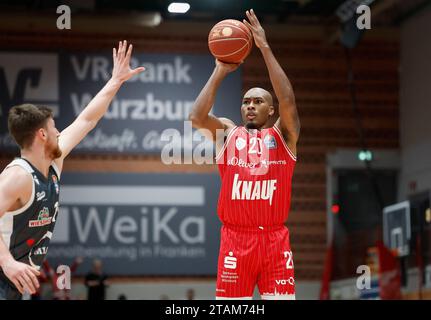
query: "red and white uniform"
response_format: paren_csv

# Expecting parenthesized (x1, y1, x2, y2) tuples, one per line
(215, 126, 296, 299)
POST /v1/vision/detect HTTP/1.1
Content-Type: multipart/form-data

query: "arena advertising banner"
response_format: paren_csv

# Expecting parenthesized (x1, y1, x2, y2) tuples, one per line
(0, 51, 242, 155)
(48, 172, 222, 276)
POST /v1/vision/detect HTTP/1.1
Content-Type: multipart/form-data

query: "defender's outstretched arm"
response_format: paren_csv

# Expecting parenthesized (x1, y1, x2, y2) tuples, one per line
(55, 40, 145, 171)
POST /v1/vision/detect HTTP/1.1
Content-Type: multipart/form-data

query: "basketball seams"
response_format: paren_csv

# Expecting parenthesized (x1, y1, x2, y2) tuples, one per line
(209, 39, 249, 59)
(209, 23, 252, 41)
(208, 20, 253, 63)
(212, 42, 249, 58)
(208, 37, 249, 44)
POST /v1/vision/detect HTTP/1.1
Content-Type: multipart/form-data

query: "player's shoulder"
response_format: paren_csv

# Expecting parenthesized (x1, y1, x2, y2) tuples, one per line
(0, 165, 33, 191)
(219, 117, 235, 125)
(262, 125, 276, 133)
(1, 164, 31, 179)
(219, 118, 236, 130)
(0, 166, 33, 197)
(217, 118, 239, 139)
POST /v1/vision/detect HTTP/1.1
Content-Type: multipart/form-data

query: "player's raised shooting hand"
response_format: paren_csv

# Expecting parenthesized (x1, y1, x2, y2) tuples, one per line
(215, 59, 241, 75)
(111, 40, 146, 83)
(243, 9, 269, 49)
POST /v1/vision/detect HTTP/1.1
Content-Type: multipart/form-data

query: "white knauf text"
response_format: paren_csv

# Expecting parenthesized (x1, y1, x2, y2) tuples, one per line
(231, 174, 277, 205)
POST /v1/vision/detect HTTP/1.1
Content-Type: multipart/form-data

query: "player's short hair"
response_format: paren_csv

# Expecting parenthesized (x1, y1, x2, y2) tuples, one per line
(8, 104, 53, 149)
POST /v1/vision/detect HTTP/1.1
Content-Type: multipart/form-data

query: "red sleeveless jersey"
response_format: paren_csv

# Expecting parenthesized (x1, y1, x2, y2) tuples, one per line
(216, 126, 296, 227)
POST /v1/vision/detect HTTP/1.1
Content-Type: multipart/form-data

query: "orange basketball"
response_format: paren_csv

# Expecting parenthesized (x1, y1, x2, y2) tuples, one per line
(208, 19, 253, 64)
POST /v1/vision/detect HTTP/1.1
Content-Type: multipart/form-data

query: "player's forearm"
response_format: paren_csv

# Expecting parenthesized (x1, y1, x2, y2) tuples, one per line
(0, 234, 14, 269)
(77, 78, 123, 128)
(189, 67, 227, 127)
(260, 46, 295, 107)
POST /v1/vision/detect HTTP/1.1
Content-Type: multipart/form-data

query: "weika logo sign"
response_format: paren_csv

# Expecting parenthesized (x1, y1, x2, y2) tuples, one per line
(49, 172, 222, 276)
(0, 52, 241, 154)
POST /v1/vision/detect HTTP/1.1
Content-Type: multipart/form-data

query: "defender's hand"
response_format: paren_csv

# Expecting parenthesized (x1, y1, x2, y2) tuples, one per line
(243, 9, 269, 49)
(111, 40, 146, 83)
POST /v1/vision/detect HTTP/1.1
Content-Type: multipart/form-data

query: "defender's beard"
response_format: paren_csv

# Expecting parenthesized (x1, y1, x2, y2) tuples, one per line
(46, 139, 62, 159)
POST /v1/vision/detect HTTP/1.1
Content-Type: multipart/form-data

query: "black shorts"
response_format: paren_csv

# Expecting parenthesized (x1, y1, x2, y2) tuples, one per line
(0, 272, 22, 300)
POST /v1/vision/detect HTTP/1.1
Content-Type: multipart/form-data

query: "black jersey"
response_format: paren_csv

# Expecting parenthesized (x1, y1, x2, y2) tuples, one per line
(0, 158, 60, 270)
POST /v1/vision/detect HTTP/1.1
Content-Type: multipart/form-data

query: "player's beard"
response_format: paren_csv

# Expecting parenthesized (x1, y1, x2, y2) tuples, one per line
(245, 121, 259, 130)
(46, 138, 62, 159)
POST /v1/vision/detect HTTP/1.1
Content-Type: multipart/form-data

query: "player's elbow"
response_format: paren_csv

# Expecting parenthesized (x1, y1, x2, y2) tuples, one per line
(84, 118, 99, 132)
(188, 113, 204, 129)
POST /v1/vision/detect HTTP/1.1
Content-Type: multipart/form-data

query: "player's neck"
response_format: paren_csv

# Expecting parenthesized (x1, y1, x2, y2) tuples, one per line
(244, 123, 265, 132)
(244, 127, 263, 133)
(21, 148, 52, 178)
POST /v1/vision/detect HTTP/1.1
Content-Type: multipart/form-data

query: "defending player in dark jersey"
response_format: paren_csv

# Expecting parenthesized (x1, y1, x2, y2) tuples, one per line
(189, 10, 300, 300)
(0, 41, 145, 300)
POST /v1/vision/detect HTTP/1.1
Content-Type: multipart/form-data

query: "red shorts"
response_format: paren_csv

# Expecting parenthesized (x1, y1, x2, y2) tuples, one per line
(216, 224, 295, 300)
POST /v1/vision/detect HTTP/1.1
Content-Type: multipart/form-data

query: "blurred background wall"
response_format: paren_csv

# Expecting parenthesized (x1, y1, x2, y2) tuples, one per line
(399, 6, 431, 200)
(1, 0, 430, 300)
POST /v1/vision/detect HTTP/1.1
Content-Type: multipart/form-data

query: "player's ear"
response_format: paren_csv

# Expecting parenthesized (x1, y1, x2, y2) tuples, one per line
(268, 105, 275, 117)
(37, 128, 47, 141)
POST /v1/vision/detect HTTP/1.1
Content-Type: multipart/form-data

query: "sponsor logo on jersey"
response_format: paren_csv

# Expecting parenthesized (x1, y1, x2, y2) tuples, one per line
(52, 175, 59, 194)
(28, 231, 52, 269)
(227, 157, 258, 169)
(29, 207, 52, 227)
(231, 173, 277, 205)
(260, 159, 287, 166)
(227, 157, 287, 168)
(32, 246, 49, 256)
(33, 175, 40, 186)
(235, 137, 246, 151)
(276, 277, 295, 285)
(264, 135, 277, 149)
(36, 191, 46, 201)
(224, 251, 237, 269)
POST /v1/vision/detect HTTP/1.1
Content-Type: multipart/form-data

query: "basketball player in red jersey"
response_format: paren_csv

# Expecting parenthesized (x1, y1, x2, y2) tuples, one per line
(189, 9, 300, 300)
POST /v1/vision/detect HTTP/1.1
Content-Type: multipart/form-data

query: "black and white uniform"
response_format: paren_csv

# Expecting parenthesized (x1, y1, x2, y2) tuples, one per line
(0, 158, 61, 300)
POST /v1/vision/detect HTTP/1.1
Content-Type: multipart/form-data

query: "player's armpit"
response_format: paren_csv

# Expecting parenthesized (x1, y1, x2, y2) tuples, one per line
(215, 117, 236, 155)
(191, 114, 235, 142)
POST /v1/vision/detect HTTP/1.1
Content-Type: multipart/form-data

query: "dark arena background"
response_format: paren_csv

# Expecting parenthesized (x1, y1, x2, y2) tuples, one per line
(0, 0, 430, 303)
